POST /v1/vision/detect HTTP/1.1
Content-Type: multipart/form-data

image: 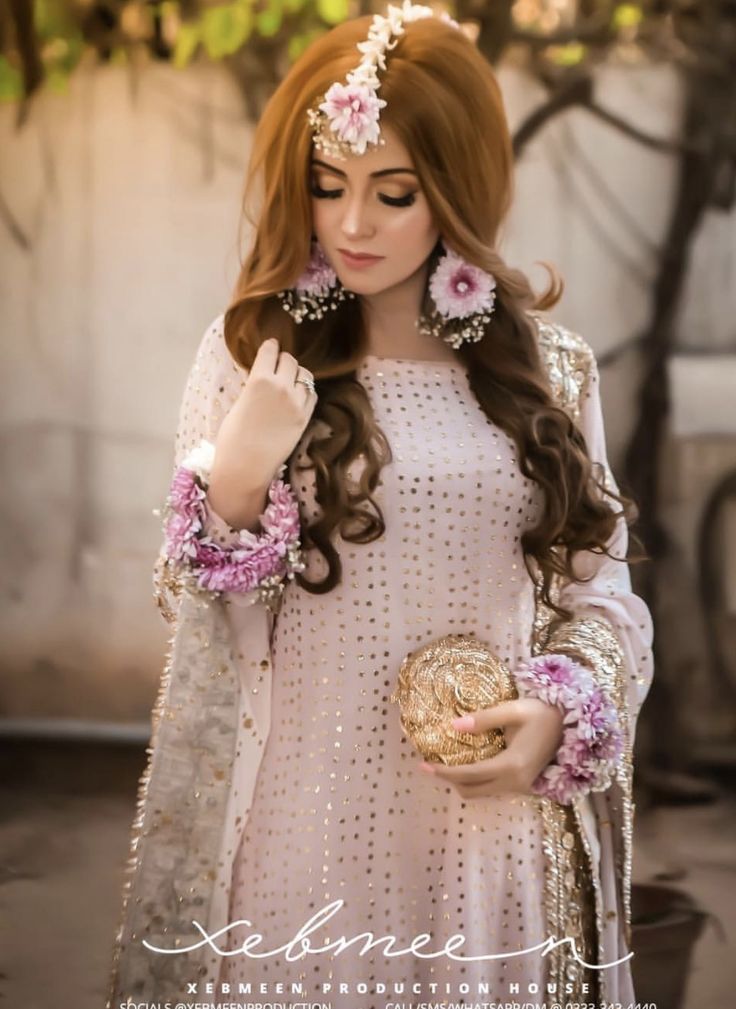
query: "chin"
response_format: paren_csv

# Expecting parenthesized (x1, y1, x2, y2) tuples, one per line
(334, 271, 391, 295)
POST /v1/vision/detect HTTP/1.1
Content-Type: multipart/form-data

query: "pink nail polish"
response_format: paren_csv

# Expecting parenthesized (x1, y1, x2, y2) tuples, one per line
(451, 714, 475, 731)
(419, 762, 436, 774)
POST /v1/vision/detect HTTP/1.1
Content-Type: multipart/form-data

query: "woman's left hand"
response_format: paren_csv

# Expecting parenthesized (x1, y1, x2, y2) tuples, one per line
(417, 698, 565, 799)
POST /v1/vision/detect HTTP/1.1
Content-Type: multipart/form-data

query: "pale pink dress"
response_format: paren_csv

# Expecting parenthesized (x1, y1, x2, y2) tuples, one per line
(214, 348, 570, 1005)
(106, 312, 653, 1009)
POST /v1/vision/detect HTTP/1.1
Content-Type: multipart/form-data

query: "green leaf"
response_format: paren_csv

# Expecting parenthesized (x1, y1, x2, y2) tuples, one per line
(316, 0, 349, 26)
(46, 68, 69, 94)
(549, 42, 586, 66)
(34, 0, 63, 38)
(0, 56, 23, 101)
(202, 3, 253, 58)
(612, 3, 643, 30)
(256, 0, 284, 38)
(173, 22, 201, 67)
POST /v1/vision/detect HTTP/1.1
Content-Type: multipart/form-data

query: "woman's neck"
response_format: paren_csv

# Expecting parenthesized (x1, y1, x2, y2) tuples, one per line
(359, 262, 457, 363)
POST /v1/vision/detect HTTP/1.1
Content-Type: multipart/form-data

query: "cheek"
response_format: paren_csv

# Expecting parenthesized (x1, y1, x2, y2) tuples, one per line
(311, 199, 329, 238)
(384, 205, 437, 255)
(311, 198, 438, 260)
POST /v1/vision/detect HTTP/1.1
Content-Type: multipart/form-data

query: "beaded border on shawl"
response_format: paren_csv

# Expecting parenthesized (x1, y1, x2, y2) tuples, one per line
(529, 310, 634, 1002)
(105, 587, 242, 1007)
(537, 799, 598, 998)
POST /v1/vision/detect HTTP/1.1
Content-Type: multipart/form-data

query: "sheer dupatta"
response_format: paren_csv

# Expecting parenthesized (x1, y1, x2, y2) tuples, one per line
(529, 311, 655, 1002)
(106, 315, 276, 1006)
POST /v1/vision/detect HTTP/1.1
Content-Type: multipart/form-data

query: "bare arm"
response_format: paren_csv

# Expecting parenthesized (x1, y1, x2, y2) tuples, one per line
(205, 468, 273, 534)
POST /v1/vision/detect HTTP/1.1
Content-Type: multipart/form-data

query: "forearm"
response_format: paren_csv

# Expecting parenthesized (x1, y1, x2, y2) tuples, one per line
(206, 463, 274, 534)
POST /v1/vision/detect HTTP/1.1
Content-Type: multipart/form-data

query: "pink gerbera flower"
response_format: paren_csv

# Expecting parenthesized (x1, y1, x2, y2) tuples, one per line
(295, 243, 338, 297)
(429, 249, 497, 320)
(164, 510, 201, 561)
(168, 466, 204, 517)
(319, 82, 387, 156)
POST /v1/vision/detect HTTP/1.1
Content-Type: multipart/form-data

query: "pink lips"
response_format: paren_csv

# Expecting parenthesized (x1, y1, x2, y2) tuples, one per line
(338, 249, 384, 268)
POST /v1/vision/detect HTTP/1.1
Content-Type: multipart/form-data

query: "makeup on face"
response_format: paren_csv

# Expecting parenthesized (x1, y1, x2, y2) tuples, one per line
(338, 249, 385, 268)
(309, 126, 440, 298)
(310, 159, 419, 211)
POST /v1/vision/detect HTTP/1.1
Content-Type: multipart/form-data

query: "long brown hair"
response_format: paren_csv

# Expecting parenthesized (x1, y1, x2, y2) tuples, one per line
(222, 15, 646, 620)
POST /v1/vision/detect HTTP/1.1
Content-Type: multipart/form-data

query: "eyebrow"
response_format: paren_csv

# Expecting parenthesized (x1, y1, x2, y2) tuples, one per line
(311, 158, 417, 179)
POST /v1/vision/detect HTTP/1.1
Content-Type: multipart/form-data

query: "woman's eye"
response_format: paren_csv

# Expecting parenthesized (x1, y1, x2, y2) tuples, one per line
(310, 181, 416, 208)
(380, 192, 416, 207)
(310, 182, 342, 200)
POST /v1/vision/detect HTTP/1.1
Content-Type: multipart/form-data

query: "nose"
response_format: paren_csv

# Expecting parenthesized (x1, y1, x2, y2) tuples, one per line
(340, 191, 375, 240)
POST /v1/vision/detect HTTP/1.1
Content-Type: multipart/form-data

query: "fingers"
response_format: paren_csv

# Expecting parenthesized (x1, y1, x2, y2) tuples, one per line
(420, 748, 520, 785)
(295, 366, 317, 405)
(251, 336, 299, 380)
(252, 336, 282, 374)
(450, 699, 527, 734)
(252, 338, 316, 402)
(418, 758, 529, 799)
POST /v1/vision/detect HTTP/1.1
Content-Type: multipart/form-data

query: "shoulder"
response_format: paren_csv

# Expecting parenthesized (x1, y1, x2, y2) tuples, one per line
(525, 309, 596, 424)
(196, 312, 226, 357)
(192, 311, 247, 380)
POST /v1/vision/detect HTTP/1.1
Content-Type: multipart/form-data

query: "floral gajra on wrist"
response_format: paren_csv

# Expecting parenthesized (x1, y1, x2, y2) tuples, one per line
(513, 652, 624, 805)
(159, 439, 305, 612)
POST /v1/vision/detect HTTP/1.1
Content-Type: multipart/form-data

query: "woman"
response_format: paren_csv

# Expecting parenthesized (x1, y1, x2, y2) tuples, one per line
(107, 4, 654, 1007)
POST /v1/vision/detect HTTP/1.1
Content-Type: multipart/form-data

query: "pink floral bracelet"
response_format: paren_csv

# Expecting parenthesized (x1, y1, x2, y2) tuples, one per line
(513, 653, 624, 806)
(160, 439, 305, 611)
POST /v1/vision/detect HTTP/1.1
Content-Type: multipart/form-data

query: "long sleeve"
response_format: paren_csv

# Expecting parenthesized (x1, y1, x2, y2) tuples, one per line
(173, 314, 254, 548)
(107, 314, 279, 1006)
(530, 335, 655, 965)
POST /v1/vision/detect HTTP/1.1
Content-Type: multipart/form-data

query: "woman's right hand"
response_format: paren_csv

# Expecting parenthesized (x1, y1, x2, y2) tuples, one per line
(213, 337, 318, 486)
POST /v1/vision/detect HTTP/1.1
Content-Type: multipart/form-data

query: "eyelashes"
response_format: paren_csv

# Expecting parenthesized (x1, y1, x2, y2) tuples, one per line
(310, 182, 416, 208)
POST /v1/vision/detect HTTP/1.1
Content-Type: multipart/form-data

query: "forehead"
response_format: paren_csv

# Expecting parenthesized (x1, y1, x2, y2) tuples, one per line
(310, 125, 415, 177)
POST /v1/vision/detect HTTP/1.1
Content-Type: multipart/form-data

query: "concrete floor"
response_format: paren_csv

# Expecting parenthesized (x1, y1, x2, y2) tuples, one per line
(0, 741, 733, 1009)
(633, 793, 735, 1009)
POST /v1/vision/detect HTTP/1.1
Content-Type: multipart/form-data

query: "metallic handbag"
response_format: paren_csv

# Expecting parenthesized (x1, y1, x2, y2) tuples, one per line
(389, 632, 519, 767)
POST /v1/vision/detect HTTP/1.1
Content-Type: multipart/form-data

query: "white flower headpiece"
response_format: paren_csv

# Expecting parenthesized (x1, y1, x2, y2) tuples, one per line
(306, 1, 460, 160)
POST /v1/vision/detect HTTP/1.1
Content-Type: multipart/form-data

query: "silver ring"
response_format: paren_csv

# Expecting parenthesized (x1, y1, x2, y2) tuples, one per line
(295, 375, 316, 394)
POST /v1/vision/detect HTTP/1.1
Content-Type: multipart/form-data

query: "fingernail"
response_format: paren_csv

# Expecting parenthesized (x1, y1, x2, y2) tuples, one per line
(451, 714, 475, 731)
(419, 762, 436, 774)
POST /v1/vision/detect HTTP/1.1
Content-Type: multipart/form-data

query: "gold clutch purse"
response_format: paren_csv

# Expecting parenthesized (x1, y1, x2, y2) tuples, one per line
(389, 633, 518, 766)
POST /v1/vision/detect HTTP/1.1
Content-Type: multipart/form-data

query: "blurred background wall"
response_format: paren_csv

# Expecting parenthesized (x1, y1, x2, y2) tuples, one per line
(1, 54, 734, 736)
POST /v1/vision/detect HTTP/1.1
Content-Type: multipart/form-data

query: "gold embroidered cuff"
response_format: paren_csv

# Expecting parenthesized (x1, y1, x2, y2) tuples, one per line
(544, 614, 638, 948)
(542, 615, 626, 715)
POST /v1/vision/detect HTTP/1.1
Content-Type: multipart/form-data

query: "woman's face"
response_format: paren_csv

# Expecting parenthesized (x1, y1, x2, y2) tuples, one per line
(309, 125, 440, 296)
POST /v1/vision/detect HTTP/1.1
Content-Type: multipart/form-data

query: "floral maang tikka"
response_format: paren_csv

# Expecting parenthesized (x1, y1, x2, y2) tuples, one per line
(306, 0, 459, 161)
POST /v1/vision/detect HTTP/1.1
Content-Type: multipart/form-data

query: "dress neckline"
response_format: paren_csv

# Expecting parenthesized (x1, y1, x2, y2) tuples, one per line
(359, 353, 463, 369)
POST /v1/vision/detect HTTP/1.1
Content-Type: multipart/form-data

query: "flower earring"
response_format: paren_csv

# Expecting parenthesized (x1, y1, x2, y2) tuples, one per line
(417, 240, 497, 349)
(278, 239, 356, 323)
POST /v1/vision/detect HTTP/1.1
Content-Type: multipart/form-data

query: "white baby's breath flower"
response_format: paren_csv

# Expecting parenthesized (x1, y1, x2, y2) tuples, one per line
(348, 65, 381, 89)
(182, 439, 216, 481)
(402, 0, 433, 20)
(356, 39, 384, 58)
